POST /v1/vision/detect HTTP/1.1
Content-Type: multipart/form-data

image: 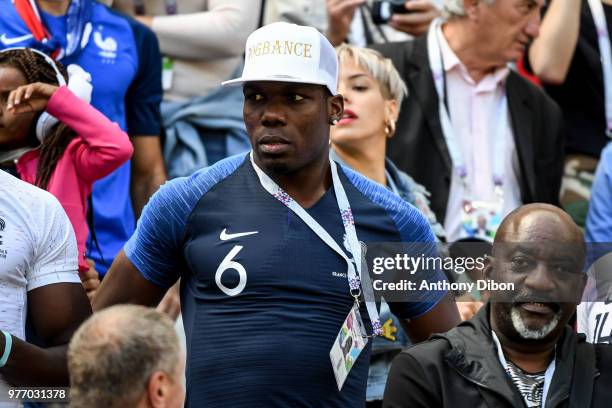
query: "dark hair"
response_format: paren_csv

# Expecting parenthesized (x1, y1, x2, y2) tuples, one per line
(0, 49, 75, 190)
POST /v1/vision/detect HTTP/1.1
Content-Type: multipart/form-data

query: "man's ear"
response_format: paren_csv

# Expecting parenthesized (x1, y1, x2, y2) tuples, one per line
(329, 94, 344, 124)
(463, 0, 481, 20)
(147, 370, 170, 408)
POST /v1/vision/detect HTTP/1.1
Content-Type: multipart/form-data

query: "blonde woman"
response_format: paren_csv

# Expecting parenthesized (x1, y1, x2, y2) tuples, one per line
(331, 44, 443, 239)
(330, 44, 445, 407)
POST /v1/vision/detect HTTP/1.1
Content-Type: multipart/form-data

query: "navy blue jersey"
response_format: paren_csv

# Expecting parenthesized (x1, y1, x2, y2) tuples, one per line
(125, 153, 446, 407)
(0, 1, 163, 275)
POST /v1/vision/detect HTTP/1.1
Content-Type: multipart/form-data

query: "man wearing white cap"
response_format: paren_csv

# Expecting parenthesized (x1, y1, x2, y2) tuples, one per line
(93, 22, 460, 407)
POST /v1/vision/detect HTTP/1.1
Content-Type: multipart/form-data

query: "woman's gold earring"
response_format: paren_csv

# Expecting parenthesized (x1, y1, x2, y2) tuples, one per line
(388, 121, 396, 138)
(384, 119, 395, 138)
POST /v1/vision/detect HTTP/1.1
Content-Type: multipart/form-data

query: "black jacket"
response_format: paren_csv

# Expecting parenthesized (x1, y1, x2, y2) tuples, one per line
(383, 304, 612, 408)
(372, 38, 565, 223)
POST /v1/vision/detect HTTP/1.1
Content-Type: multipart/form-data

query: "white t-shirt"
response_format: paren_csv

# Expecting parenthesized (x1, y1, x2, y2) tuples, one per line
(578, 301, 612, 344)
(0, 171, 80, 406)
(577, 252, 612, 344)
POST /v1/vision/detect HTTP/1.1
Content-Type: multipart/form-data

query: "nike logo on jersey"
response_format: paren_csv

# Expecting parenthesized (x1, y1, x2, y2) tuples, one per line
(0, 33, 34, 46)
(220, 228, 259, 241)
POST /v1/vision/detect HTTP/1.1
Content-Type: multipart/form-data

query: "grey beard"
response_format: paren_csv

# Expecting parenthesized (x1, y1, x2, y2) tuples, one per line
(510, 306, 562, 340)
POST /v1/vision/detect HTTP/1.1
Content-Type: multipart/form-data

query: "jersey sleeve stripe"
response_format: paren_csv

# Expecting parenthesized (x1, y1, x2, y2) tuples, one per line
(125, 153, 249, 287)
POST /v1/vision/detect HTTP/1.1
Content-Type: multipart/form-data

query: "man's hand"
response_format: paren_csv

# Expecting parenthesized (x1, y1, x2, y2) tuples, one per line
(157, 281, 181, 321)
(7, 83, 58, 114)
(81, 259, 101, 303)
(326, 0, 367, 46)
(389, 0, 440, 37)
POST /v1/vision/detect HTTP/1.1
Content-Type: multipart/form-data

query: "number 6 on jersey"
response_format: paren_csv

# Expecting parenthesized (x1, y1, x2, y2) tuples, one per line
(215, 245, 247, 296)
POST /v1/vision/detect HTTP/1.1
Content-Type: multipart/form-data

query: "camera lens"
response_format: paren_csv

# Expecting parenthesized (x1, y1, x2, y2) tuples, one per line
(371, 1, 393, 24)
(371, 0, 413, 25)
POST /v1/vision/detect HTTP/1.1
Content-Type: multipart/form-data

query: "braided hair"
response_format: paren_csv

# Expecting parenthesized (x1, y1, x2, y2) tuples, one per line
(0, 49, 76, 190)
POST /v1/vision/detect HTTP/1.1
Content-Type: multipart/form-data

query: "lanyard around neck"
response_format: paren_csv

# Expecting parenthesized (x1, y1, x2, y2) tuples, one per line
(491, 330, 556, 408)
(250, 152, 382, 336)
(426, 18, 509, 193)
(14, 0, 92, 60)
(587, 0, 612, 138)
(133, 0, 177, 15)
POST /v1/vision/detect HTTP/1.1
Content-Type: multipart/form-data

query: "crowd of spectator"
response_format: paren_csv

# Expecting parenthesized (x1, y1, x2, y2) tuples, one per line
(1, 0, 612, 407)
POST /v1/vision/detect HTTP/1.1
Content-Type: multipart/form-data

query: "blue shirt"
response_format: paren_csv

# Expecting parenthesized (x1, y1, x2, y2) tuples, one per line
(586, 143, 612, 242)
(0, 1, 162, 275)
(125, 153, 446, 407)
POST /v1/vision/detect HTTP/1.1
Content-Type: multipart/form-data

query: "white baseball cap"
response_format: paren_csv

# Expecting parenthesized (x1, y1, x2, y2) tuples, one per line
(222, 22, 338, 95)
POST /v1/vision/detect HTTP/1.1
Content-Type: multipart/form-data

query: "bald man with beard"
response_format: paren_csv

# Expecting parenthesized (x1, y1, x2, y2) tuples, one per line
(384, 204, 612, 408)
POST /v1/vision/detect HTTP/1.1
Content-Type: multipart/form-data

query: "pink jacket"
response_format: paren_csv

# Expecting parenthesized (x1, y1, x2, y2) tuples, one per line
(16, 86, 133, 273)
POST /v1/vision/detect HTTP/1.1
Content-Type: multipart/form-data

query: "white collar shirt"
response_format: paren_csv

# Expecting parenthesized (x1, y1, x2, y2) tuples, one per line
(437, 27, 522, 242)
